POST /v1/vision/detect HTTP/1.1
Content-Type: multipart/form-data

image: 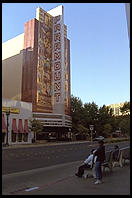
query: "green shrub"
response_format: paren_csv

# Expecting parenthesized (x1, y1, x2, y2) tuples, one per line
(104, 137, 130, 144)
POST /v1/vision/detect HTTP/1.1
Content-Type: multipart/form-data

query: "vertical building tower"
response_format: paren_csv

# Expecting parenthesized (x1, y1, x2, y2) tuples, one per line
(125, 3, 130, 43)
(2, 5, 72, 138)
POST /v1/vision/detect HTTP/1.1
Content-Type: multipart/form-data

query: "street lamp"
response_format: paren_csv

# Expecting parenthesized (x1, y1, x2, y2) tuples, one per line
(6, 109, 10, 146)
(89, 125, 94, 144)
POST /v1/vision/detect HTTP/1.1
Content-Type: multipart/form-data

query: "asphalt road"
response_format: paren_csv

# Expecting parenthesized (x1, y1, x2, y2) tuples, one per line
(2, 141, 130, 175)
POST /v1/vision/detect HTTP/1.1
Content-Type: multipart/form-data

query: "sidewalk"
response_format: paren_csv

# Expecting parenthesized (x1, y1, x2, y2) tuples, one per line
(2, 140, 129, 151)
(22, 165, 130, 195)
(2, 140, 95, 149)
(2, 138, 130, 150)
(3, 161, 130, 195)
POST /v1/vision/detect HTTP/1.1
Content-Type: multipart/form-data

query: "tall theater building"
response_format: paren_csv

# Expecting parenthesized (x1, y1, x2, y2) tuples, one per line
(2, 5, 72, 143)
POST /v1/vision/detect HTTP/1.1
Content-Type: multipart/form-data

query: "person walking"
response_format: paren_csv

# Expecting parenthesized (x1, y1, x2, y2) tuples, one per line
(92, 140, 105, 184)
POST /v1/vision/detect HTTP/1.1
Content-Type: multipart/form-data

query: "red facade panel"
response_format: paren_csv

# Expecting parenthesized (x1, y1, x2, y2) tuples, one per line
(12, 119, 18, 133)
(18, 119, 24, 133)
(22, 19, 38, 108)
(24, 119, 29, 133)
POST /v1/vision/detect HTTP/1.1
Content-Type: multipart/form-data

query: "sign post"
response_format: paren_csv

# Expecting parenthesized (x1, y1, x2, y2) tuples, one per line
(89, 125, 94, 145)
(5, 109, 10, 146)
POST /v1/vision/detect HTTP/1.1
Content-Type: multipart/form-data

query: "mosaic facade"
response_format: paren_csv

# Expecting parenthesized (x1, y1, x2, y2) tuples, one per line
(22, 6, 71, 115)
(36, 9, 53, 112)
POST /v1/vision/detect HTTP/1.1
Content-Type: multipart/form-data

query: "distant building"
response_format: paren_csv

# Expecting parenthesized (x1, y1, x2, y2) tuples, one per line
(2, 5, 72, 144)
(125, 3, 130, 43)
(108, 102, 130, 116)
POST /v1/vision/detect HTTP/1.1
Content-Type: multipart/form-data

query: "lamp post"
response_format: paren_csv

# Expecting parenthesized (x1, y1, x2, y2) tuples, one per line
(89, 125, 94, 145)
(6, 109, 10, 146)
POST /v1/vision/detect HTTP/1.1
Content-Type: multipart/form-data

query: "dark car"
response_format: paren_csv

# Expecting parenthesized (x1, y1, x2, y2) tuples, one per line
(48, 136, 56, 142)
(93, 136, 104, 141)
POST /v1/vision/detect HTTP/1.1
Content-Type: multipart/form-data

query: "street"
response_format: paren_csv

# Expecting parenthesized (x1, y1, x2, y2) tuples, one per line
(2, 141, 130, 195)
(2, 141, 129, 175)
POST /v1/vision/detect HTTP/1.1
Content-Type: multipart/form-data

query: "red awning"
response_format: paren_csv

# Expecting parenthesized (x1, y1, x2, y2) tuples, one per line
(24, 120, 30, 133)
(18, 119, 24, 133)
(2, 114, 7, 133)
(12, 119, 18, 133)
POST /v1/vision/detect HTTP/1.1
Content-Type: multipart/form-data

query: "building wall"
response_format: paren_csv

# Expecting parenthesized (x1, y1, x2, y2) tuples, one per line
(2, 6, 72, 131)
(108, 102, 130, 116)
(47, 5, 63, 17)
(2, 33, 24, 60)
(2, 34, 24, 100)
(64, 38, 71, 115)
(2, 98, 33, 145)
(125, 3, 130, 42)
(2, 54, 23, 101)
(21, 18, 38, 109)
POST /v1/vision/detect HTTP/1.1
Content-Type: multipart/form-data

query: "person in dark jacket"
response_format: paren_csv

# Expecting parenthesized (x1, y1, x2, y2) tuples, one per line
(92, 140, 105, 184)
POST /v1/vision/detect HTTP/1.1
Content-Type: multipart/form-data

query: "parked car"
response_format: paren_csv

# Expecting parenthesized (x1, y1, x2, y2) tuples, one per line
(48, 136, 56, 142)
(93, 136, 104, 141)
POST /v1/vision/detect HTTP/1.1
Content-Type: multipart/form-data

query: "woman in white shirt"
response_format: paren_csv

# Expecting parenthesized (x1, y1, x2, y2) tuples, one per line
(75, 149, 96, 177)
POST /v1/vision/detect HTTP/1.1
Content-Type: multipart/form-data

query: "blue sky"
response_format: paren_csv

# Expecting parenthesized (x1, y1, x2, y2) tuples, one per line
(2, 3, 130, 107)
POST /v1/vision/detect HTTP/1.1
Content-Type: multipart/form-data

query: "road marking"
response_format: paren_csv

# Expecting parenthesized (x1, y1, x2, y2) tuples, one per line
(25, 186, 39, 192)
(28, 175, 74, 192)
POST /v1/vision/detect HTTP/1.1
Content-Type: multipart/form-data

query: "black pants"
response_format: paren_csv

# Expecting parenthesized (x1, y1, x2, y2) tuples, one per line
(77, 164, 91, 176)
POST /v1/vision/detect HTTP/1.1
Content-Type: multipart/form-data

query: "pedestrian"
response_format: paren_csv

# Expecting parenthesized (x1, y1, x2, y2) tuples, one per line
(75, 149, 96, 178)
(112, 145, 119, 161)
(92, 140, 105, 184)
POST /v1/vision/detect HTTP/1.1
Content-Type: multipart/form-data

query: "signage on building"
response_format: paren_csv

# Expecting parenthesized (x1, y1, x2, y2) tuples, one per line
(2, 107, 20, 114)
(53, 13, 65, 106)
(53, 15, 62, 103)
(36, 6, 66, 114)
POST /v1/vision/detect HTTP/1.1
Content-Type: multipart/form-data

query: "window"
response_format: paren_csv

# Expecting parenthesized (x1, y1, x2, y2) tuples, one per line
(23, 133, 28, 142)
(18, 133, 22, 142)
(11, 130, 17, 142)
(115, 107, 119, 115)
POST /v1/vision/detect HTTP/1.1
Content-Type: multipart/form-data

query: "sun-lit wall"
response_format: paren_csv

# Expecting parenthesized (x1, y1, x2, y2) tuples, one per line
(2, 34, 24, 100)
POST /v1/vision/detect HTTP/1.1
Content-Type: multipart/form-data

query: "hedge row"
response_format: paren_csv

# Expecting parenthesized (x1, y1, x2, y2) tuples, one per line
(104, 137, 130, 144)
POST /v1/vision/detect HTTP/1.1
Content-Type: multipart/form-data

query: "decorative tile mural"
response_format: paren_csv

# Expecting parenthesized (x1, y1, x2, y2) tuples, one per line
(36, 9, 53, 112)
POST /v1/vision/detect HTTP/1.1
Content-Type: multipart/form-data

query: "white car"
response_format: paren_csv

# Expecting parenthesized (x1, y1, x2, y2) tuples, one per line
(93, 136, 104, 141)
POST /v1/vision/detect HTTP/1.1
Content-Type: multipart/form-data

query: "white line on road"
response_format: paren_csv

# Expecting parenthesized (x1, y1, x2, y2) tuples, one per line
(25, 186, 40, 192)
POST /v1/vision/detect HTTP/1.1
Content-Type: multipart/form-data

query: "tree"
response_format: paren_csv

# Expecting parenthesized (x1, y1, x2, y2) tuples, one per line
(70, 95, 84, 134)
(77, 124, 89, 135)
(75, 124, 90, 140)
(103, 123, 112, 137)
(70, 95, 130, 139)
(29, 119, 43, 142)
(96, 105, 114, 136)
(120, 101, 130, 115)
(118, 115, 130, 136)
(83, 102, 99, 128)
(70, 95, 83, 119)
